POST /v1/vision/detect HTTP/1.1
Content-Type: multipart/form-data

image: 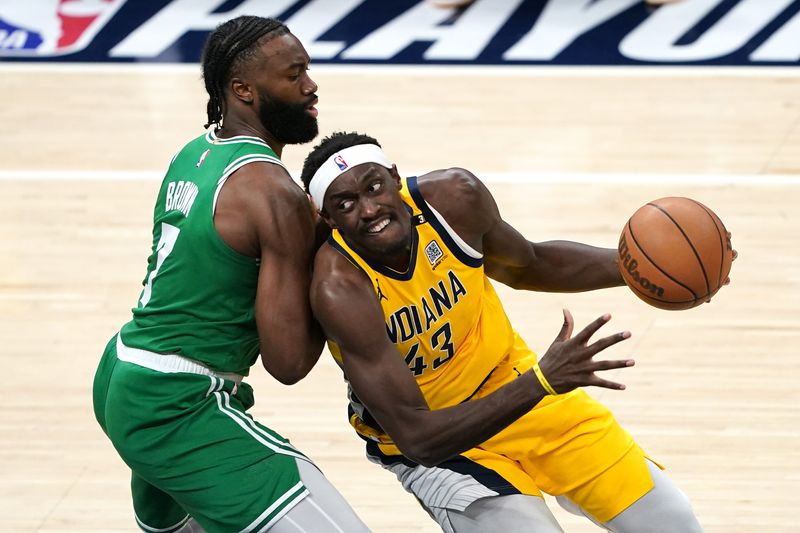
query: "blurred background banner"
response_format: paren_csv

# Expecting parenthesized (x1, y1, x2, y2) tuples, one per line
(1, 0, 798, 65)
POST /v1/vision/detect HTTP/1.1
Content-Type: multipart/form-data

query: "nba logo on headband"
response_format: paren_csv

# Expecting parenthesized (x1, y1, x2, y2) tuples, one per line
(309, 144, 393, 210)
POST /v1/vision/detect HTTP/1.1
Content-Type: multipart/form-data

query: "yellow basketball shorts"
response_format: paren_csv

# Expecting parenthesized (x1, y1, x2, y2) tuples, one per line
(371, 334, 656, 523)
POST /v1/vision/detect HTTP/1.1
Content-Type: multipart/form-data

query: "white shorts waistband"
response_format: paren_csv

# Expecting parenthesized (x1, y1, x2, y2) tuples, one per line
(115, 334, 244, 386)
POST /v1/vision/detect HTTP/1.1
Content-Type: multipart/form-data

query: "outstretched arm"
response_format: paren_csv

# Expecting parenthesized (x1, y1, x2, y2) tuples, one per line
(486, 232, 624, 292)
(421, 168, 624, 292)
(311, 249, 633, 467)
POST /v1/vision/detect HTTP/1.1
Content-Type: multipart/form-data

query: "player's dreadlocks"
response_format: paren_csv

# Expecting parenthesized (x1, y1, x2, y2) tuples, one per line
(300, 132, 382, 193)
(201, 16, 289, 129)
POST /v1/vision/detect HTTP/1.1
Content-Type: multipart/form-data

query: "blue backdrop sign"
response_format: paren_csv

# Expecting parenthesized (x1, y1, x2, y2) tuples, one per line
(1, 0, 798, 65)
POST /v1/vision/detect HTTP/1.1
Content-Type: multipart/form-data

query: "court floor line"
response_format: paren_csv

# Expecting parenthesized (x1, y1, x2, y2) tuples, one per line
(1, 169, 798, 186)
(1, 63, 800, 77)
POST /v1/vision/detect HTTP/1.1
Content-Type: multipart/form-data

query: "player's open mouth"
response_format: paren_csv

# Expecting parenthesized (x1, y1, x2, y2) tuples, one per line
(307, 98, 319, 118)
(367, 218, 390, 233)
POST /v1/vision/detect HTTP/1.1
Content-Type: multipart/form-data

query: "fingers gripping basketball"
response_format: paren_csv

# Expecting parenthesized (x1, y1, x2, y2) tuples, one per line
(618, 197, 734, 310)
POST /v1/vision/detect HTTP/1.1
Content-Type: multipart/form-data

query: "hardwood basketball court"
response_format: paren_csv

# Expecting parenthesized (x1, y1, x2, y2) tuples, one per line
(1, 65, 798, 532)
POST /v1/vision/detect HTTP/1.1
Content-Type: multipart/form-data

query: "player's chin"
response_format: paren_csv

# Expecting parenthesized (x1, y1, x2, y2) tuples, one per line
(362, 229, 406, 254)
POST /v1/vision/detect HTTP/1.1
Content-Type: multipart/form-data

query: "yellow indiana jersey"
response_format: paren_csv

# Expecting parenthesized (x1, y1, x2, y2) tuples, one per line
(328, 176, 518, 447)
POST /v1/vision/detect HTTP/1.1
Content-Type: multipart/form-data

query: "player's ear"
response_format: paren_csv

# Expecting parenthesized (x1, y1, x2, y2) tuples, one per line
(390, 164, 402, 189)
(230, 77, 254, 104)
(320, 208, 337, 229)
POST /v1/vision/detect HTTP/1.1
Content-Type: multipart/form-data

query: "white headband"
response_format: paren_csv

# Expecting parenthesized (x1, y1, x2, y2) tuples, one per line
(309, 144, 393, 209)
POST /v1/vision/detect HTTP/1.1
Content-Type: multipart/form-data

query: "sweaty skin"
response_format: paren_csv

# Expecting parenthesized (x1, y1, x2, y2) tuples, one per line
(311, 164, 634, 466)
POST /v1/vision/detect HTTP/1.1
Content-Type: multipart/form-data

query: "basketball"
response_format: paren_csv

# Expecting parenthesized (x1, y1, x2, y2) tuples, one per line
(618, 197, 733, 310)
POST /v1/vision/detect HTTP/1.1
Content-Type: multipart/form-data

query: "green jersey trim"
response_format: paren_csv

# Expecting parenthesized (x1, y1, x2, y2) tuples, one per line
(212, 154, 287, 216)
(208, 154, 288, 263)
(205, 129, 270, 147)
(222, 153, 286, 178)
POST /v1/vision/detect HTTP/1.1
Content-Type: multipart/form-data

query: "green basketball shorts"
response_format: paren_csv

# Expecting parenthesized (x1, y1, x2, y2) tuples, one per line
(93, 334, 309, 533)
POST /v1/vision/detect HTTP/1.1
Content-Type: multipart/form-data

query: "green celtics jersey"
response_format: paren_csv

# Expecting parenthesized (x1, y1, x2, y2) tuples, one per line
(120, 130, 286, 375)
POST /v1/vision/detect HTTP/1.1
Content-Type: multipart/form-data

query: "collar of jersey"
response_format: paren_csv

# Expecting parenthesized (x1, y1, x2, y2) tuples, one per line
(341, 203, 420, 282)
(205, 129, 269, 146)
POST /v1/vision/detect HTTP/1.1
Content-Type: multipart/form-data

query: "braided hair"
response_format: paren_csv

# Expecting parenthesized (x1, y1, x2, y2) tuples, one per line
(201, 16, 289, 129)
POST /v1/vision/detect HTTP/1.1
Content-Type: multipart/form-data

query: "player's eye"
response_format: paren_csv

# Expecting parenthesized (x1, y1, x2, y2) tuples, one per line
(368, 181, 382, 193)
(338, 199, 354, 211)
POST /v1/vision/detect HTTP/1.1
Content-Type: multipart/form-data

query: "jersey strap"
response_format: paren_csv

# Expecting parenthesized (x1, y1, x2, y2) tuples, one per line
(406, 176, 483, 267)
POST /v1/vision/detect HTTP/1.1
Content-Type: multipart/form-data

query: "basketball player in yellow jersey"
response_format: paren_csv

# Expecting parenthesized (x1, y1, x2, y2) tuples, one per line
(300, 132, 704, 533)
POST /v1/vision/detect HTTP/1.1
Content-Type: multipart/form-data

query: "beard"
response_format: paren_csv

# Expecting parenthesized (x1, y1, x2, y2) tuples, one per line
(351, 219, 414, 267)
(258, 92, 318, 145)
(379, 231, 413, 259)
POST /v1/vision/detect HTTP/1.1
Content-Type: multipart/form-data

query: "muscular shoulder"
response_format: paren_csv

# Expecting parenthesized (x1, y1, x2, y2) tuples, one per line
(416, 167, 480, 202)
(228, 161, 306, 207)
(416, 167, 498, 242)
(311, 244, 373, 327)
(313, 244, 371, 296)
(216, 161, 313, 256)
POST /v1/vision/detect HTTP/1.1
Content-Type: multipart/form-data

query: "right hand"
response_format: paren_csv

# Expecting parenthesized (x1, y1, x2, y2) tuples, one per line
(536, 309, 634, 394)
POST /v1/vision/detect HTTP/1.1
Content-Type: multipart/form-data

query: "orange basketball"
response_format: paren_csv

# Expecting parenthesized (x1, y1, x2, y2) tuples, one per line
(618, 197, 733, 310)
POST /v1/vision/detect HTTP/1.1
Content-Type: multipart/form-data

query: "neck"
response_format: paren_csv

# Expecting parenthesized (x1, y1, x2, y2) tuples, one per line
(385, 248, 412, 272)
(217, 115, 284, 157)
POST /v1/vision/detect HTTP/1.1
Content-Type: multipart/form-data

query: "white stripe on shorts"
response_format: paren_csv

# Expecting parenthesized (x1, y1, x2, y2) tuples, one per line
(218, 392, 301, 453)
(206, 376, 223, 397)
(240, 481, 308, 533)
(213, 391, 305, 460)
(134, 512, 189, 533)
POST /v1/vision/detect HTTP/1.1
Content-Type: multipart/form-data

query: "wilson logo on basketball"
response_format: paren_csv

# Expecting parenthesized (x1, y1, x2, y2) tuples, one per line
(618, 234, 665, 298)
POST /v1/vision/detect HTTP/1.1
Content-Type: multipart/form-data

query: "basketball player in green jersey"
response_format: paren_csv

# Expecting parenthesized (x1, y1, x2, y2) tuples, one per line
(299, 132, 706, 532)
(92, 18, 369, 533)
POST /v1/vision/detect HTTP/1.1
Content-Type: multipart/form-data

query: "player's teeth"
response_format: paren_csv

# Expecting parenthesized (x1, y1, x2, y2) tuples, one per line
(370, 219, 389, 232)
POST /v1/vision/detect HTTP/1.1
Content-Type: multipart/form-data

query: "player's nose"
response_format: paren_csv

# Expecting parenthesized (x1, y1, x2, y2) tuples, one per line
(359, 197, 381, 219)
(302, 74, 318, 95)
